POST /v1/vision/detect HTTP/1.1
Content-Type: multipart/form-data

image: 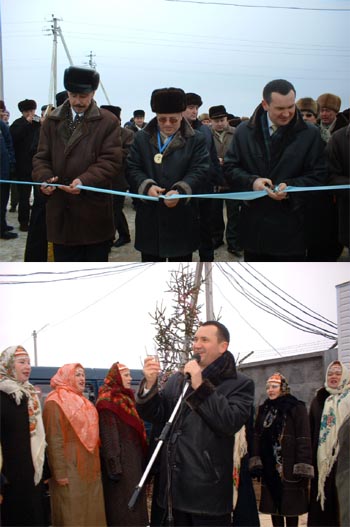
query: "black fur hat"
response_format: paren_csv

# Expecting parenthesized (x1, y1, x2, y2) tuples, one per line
(209, 105, 228, 119)
(151, 88, 186, 113)
(18, 99, 37, 112)
(55, 91, 68, 107)
(63, 66, 100, 93)
(185, 92, 203, 108)
(101, 105, 122, 120)
(133, 109, 145, 118)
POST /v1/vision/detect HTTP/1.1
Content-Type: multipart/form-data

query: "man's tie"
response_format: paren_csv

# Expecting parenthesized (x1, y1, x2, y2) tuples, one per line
(270, 123, 278, 134)
(74, 114, 83, 125)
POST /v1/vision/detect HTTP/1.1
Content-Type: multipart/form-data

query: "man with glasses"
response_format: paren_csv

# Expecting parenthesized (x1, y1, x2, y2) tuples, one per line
(127, 87, 209, 261)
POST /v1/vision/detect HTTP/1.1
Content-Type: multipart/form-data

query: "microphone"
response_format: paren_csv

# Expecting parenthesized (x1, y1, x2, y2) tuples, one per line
(184, 353, 201, 379)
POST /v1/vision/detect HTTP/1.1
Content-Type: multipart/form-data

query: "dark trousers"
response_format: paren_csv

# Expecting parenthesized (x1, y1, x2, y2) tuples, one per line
(24, 187, 48, 262)
(244, 251, 306, 262)
(211, 199, 241, 250)
(172, 509, 231, 526)
(17, 181, 32, 227)
(0, 181, 10, 233)
(113, 195, 130, 239)
(141, 253, 192, 262)
(198, 198, 214, 261)
(53, 241, 110, 262)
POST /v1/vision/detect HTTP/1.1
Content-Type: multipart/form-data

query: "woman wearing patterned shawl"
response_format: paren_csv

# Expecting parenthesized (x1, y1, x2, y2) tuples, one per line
(0, 345, 46, 526)
(250, 372, 314, 527)
(43, 363, 106, 526)
(96, 362, 148, 526)
(308, 360, 350, 527)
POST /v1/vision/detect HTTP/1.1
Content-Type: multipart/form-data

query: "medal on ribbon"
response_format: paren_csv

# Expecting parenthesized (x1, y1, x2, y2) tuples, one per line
(155, 131, 174, 164)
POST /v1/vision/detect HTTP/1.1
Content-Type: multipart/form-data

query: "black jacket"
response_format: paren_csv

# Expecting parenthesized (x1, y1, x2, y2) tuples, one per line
(136, 353, 254, 515)
(224, 105, 328, 256)
(127, 117, 210, 257)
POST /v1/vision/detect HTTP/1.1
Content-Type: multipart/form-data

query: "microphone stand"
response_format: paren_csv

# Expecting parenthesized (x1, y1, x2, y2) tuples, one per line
(128, 378, 191, 514)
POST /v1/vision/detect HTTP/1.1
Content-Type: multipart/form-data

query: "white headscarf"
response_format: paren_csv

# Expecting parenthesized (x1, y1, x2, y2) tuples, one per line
(317, 360, 350, 509)
(0, 346, 46, 485)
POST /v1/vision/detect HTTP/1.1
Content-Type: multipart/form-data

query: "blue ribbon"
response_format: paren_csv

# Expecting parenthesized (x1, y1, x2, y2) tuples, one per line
(157, 131, 174, 154)
(1, 180, 349, 202)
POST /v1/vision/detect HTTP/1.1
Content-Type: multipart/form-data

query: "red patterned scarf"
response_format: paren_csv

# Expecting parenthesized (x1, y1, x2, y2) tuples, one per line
(96, 362, 147, 453)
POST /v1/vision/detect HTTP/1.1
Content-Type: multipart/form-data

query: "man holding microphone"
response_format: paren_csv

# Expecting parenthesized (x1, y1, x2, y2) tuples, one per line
(136, 321, 254, 526)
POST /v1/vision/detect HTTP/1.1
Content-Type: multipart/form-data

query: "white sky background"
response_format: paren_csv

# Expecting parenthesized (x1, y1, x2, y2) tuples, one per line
(1, 0, 349, 123)
(0, 262, 349, 370)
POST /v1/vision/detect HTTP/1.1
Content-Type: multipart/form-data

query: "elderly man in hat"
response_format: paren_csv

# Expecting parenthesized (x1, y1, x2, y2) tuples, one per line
(125, 109, 147, 133)
(9, 99, 41, 232)
(127, 87, 209, 261)
(182, 92, 222, 261)
(100, 104, 134, 249)
(32, 66, 122, 262)
(209, 104, 242, 258)
(317, 93, 348, 142)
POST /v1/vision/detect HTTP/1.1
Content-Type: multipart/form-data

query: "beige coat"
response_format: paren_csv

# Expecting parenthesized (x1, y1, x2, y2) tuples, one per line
(43, 401, 106, 526)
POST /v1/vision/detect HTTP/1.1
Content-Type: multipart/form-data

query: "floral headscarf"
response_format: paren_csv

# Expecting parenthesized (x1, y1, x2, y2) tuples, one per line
(0, 346, 46, 484)
(317, 360, 350, 509)
(96, 362, 147, 453)
(45, 363, 99, 453)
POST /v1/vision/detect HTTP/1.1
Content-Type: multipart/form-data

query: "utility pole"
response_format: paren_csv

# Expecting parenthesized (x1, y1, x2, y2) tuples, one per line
(192, 263, 214, 321)
(48, 15, 59, 105)
(32, 330, 38, 366)
(204, 262, 214, 320)
(85, 50, 111, 104)
(32, 324, 49, 366)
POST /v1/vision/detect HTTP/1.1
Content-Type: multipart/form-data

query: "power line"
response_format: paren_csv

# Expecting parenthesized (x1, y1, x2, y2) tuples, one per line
(242, 263, 337, 328)
(216, 263, 337, 340)
(0, 263, 154, 285)
(165, 0, 350, 12)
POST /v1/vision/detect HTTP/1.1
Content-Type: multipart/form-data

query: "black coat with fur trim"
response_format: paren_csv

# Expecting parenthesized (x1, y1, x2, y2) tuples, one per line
(250, 396, 314, 516)
(136, 353, 254, 516)
(126, 117, 210, 258)
(224, 104, 328, 256)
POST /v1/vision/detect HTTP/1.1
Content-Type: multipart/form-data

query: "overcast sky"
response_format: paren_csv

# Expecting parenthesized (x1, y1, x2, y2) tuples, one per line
(1, 0, 349, 123)
(0, 262, 349, 370)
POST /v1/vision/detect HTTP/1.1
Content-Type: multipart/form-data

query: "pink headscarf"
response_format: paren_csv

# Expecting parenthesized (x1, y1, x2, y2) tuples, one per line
(45, 363, 99, 453)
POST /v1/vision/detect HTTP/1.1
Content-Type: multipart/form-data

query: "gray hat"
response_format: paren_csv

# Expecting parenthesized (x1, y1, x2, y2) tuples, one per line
(63, 66, 100, 93)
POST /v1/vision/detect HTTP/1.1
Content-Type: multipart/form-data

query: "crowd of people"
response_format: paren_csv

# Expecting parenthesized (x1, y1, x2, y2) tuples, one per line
(0, 67, 349, 262)
(1, 322, 349, 526)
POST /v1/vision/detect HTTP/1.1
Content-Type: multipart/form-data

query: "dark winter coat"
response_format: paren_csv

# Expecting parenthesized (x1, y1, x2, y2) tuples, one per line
(192, 118, 223, 189)
(0, 391, 46, 526)
(308, 388, 340, 527)
(136, 354, 254, 516)
(9, 116, 40, 179)
(126, 117, 210, 258)
(98, 409, 148, 527)
(224, 105, 328, 256)
(32, 100, 122, 245)
(250, 395, 314, 517)
(326, 124, 350, 247)
(0, 120, 15, 180)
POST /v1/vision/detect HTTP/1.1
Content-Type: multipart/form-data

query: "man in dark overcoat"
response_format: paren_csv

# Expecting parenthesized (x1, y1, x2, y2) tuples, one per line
(32, 66, 122, 262)
(10, 98, 41, 231)
(224, 79, 328, 262)
(136, 321, 254, 526)
(127, 87, 209, 261)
